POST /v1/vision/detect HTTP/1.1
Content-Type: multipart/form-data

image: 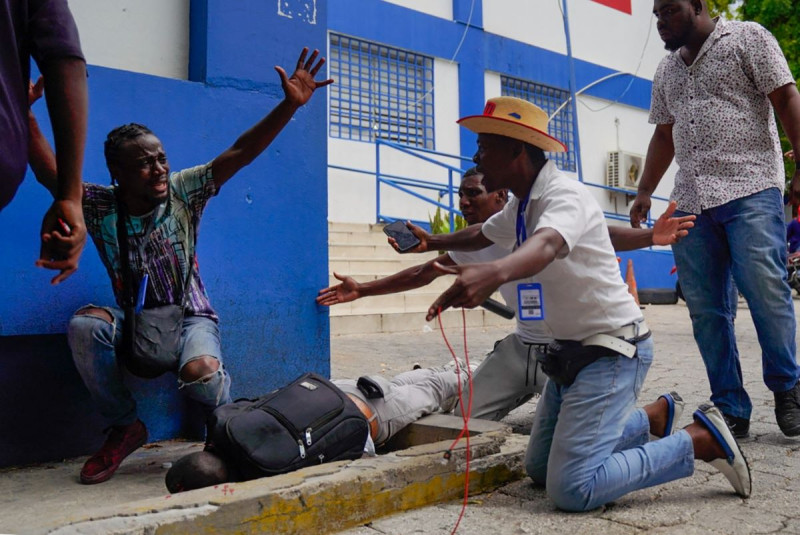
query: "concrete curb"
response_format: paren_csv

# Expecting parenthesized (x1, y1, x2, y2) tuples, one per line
(47, 417, 529, 535)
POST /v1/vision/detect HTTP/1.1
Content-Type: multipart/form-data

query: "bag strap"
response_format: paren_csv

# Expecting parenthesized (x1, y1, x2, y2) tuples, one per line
(115, 193, 136, 309)
(114, 189, 194, 309)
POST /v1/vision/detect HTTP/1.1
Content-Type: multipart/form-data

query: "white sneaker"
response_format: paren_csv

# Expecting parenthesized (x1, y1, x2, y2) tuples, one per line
(693, 403, 751, 498)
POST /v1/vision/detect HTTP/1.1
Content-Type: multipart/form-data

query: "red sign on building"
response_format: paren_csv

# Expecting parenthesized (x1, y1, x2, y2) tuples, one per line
(591, 0, 632, 14)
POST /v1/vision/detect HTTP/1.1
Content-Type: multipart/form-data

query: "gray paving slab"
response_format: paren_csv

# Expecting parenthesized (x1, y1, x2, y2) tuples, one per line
(1, 300, 799, 534)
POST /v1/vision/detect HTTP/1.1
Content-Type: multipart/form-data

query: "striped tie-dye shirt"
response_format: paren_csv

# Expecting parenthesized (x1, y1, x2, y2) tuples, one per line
(83, 163, 218, 321)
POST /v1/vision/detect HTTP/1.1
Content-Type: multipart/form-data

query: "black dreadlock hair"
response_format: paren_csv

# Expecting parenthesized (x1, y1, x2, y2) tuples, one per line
(104, 123, 154, 183)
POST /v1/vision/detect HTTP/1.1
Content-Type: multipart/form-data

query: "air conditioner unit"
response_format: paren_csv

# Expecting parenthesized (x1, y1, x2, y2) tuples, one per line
(606, 150, 644, 193)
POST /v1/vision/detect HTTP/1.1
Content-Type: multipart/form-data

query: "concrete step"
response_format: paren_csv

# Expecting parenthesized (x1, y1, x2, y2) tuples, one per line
(330, 243, 425, 258)
(325, 221, 511, 335)
(328, 221, 376, 233)
(329, 230, 394, 246)
(329, 256, 443, 275)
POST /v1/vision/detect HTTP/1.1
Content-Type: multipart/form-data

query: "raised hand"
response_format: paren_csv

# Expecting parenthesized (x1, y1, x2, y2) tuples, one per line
(652, 200, 695, 245)
(276, 48, 334, 108)
(316, 272, 361, 306)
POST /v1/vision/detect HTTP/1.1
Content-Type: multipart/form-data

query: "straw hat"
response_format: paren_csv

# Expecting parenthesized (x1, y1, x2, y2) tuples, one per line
(458, 96, 567, 153)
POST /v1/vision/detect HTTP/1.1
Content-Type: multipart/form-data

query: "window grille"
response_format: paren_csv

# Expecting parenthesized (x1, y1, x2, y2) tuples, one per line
(329, 33, 434, 149)
(501, 75, 576, 171)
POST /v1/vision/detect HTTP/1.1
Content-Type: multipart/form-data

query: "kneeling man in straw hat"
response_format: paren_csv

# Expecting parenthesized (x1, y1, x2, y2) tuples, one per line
(394, 96, 752, 511)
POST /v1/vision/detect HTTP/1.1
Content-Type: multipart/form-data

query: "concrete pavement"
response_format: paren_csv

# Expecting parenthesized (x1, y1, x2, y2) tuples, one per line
(1, 300, 800, 534)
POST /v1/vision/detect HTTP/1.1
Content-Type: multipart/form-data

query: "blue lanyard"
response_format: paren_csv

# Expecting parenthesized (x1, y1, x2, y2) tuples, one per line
(516, 197, 529, 248)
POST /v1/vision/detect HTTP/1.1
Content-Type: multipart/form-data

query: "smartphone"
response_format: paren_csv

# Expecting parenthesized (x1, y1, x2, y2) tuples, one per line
(383, 220, 421, 252)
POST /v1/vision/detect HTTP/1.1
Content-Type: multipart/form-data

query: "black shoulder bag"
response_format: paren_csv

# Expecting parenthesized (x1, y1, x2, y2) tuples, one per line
(116, 195, 192, 378)
(206, 372, 369, 480)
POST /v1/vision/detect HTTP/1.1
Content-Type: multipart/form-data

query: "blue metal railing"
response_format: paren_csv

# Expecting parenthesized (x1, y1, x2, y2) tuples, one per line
(375, 139, 472, 230)
(330, 138, 670, 235)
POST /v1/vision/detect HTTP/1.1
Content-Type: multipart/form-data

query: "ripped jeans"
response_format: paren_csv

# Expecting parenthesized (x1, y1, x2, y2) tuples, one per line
(67, 305, 232, 427)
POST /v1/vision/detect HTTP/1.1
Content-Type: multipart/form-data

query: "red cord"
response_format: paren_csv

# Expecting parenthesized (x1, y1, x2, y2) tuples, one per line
(437, 307, 473, 535)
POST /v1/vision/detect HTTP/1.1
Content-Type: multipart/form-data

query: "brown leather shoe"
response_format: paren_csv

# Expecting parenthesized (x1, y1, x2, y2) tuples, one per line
(80, 419, 148, 484)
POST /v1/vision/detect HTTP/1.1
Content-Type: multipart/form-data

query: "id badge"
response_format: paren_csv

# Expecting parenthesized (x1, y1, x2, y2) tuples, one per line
(517, 283, 544, 321)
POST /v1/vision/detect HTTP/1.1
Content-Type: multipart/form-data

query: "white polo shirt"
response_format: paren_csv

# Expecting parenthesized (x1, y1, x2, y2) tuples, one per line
(449, 245, 553, 344)
(481, 160, 642, 341)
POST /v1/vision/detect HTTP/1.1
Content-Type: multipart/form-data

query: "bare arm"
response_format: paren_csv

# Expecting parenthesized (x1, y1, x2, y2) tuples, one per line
(630, 123, 674, 228)
(611, 200, 694, 251)
(316, 254, 455, 306)
(769, 83, 800, 204)
(211, 48, 333, 189)
(426, 228, 563, 320)
(390, 221, 493, 254)
(27, 79, 58, 197)
(40, 58, 86, 204)
(31, 59, 88, 285)
(609, 226, 656, 252)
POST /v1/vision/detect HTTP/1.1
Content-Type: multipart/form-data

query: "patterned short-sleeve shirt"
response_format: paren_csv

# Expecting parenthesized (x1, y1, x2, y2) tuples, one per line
(649, 19, 794, 213)
(83, 163, 218, 320)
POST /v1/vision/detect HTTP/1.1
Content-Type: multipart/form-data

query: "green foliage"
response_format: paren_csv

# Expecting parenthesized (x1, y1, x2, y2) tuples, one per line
(707, 0, 799, 185)
(429, 206, 467, 235)
(705, 0, 741, 18)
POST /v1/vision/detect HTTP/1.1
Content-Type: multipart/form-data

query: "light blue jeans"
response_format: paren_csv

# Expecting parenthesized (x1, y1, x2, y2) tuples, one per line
(673, 188, 800, 420)
(67, 306, 232, 427)
(524, 337, 695, 512)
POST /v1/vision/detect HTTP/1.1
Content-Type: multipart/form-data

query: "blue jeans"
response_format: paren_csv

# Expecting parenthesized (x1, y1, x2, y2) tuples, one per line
(524, 337, 695, 511)
(673, 188, 800, 420)
(67, 305, 232, 427)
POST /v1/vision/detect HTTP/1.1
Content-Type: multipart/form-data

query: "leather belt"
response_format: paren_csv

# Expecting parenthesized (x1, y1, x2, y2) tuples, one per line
(347, 393, 379, 441)
(581, 321, 650, 359)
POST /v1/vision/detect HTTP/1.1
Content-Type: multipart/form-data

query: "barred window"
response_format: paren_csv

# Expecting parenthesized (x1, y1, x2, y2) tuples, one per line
(329, 33, 434, 149)
(501, 75, 576, 172)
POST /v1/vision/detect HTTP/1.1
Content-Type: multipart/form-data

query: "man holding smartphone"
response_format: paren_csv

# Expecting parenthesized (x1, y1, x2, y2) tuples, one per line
(416, 96, 750, 511)
(318, 167, 693, 422)
(28, 48, 333, 485)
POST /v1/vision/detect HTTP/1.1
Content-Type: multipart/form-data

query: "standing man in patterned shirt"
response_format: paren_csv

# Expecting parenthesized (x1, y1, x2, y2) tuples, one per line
(27, 48, 333, 484)
(631, 0, 800, 438)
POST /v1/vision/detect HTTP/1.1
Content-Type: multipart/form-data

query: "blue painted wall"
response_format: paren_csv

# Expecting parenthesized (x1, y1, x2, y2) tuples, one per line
(0, 0, 330, 467)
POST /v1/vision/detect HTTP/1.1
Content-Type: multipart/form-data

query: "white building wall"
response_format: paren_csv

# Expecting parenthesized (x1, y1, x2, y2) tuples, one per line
(327, 59, 462, 224)
(483, 0, 567, 55)
(382, 0, 453, 20)
(67, 0, 190, 80)
(328, 0, 681, 225)
(482, 0, 665, 79)
(577, 94, 677, 226)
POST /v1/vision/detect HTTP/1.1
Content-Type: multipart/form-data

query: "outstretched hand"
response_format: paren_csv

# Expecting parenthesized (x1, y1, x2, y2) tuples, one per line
(276, 48, 334, 108)
(652, 200, 695, 245)
(316, 272, 361, 306)
(425, 261, 501, 321)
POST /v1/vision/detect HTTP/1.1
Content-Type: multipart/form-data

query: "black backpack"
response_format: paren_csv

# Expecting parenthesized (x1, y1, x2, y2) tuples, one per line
(207, 372, 370, 480)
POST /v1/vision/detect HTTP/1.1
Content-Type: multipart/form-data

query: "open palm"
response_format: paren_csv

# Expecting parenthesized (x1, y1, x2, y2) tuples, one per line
(276, 48, 334, 108)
